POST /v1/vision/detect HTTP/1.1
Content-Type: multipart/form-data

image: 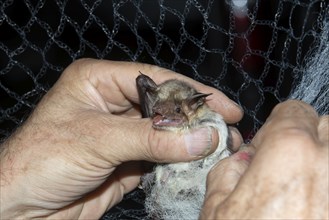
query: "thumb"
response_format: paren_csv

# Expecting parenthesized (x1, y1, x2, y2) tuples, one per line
(200, 146, 254, 219)
(99, 116, 219, 165)
(203, 145, 255, 207)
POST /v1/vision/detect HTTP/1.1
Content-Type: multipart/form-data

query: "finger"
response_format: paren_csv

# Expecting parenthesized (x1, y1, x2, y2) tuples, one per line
(104, 162, 144, 207)
(318, 115, 329, 146)
(203, 145, 255, 211)
(252, 100, 319, 148)
(71, 59, 243, 124)
(91, 114, 220, 165)
(228, 126, 244, 152)
(57, 162, 144, 218)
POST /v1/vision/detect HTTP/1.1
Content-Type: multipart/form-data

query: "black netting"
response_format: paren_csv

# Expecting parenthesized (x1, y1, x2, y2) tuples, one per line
(1, 0, 328, 219)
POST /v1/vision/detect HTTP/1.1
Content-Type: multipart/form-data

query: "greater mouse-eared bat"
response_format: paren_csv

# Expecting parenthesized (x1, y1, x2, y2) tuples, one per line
(136, 73, 231, 220)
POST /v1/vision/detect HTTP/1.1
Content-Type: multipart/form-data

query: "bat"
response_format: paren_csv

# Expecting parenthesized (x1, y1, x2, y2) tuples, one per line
(136, 73, 231, 220)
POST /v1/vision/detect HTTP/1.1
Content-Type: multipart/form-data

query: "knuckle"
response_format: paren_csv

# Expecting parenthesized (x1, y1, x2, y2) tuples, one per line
(139, 121, 166, 162)
(270, 128, 319, 156)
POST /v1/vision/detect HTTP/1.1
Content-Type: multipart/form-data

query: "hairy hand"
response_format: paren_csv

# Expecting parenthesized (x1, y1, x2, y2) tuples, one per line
(0, 59, 243, 219)
(201, 100, 329, 219)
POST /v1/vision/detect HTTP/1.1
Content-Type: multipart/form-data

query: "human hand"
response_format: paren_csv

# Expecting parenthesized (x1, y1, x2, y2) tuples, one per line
(0, 59, 243, 219)
(201, 100, 329, 219)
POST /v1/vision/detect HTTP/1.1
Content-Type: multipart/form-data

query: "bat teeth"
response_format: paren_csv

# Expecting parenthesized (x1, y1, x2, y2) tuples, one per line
(153, 114, 165, 124)
(152, 115, 185, 128)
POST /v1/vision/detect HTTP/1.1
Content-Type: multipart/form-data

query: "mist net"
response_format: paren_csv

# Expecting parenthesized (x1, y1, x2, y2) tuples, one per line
(1, 0, 328, 219)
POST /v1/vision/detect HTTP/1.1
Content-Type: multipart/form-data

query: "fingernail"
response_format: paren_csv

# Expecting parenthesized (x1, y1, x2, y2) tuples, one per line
(235, 151, 251, 162)
(185, 127, 213, 156)
(228, 126, 243, 152)
(229, 127, 241, 139)
(234, 144, 255, 162)
(240, 143, 249, 149)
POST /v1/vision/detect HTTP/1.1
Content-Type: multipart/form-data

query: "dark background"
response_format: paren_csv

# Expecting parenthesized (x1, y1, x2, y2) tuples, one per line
(0, 0, 327, 218)
(1, 0, 326, 141)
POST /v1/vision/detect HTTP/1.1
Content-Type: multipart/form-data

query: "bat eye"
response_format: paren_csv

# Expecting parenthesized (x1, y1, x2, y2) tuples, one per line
(175, 107, 181, 113)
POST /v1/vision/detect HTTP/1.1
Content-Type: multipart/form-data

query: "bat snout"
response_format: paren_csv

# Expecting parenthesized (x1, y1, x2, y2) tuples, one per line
(152, 114, 186, 129)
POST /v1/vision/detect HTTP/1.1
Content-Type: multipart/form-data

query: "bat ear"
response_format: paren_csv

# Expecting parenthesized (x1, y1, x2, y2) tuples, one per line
(187, 93, 212, 110)
(136, 72, 158, 91)
(136, 72, 159, 118)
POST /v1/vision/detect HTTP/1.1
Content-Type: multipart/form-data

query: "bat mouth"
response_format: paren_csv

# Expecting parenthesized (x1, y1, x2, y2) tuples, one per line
(152, 114, 184, 128)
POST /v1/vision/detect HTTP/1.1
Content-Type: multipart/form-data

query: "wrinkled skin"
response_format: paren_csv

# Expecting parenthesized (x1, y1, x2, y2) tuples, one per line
(0, 59, 243, 219)
(201, 100, 329, 219)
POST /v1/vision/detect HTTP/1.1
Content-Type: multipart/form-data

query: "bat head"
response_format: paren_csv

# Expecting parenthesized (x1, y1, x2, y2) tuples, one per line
(136, 73, 211, 131)
(152, 92, 211, 130)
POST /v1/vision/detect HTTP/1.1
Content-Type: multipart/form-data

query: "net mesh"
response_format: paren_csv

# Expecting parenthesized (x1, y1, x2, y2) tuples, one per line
(0, 0, 328, 219)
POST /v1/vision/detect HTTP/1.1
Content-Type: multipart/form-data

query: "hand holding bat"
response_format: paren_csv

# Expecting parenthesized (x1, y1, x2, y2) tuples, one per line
(0, 59, 243, 220)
